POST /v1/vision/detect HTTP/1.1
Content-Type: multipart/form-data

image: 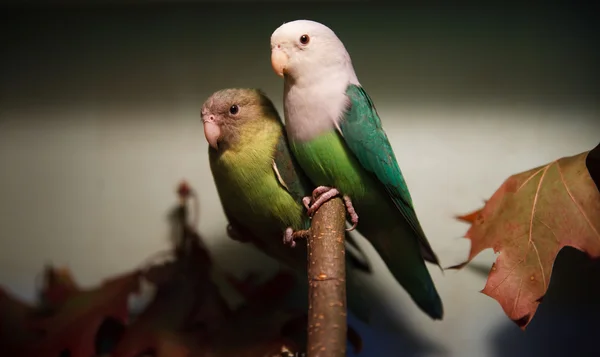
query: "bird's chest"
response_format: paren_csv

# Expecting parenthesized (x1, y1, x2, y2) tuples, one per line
(211, 154, 303, 231)
(284, 84, 348, 142)
(284, 79, 367, 197)
(212, 154, 272, 211)
(289, 131, 367, 198)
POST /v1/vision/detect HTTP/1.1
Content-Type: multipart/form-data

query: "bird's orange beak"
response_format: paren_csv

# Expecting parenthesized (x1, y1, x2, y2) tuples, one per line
(271, 47, 288, 77)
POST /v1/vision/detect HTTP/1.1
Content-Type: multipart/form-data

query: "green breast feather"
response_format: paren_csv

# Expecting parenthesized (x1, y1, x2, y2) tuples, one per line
(209, 130, 307, 234)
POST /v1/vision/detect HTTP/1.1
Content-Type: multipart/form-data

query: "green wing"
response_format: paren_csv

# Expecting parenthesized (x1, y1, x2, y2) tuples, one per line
(338, 84, 440, 265)
(273, 131, 373, 272)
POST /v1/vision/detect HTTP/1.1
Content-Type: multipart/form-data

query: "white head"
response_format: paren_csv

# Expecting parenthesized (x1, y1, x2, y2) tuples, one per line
(270, 20, 355, 83)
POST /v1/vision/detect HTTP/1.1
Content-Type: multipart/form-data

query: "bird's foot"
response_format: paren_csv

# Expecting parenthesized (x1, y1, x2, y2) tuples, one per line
(227, 224, 251, 243)
(302, 186, 359, 231)
(302, 196, 312, 211)
(302, 185, 331, 211)
(303, 186, 340, 216)
(283, 227, 310, 248)
(343, 195, 359, 232)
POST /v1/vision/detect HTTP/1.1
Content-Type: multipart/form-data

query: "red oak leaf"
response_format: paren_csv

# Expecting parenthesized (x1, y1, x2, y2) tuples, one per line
(454, 150, 600, 329)
(39, 265, 80, 308)
(111, 256, 228, 357)
(21, 270, 141, 357)
(111, 268, 302, 357)
(455, 209, 483, 225)
(193, 271, 303, 357)
(0, 288, 39, 355)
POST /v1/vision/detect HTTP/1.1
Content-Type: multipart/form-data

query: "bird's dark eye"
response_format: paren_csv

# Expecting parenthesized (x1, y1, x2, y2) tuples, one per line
(229, 105, 239, 115)
(299, 34, 310, 45)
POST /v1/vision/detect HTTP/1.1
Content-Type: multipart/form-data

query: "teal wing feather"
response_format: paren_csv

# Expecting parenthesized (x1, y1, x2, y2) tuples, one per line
(338, 84, 440, 265)
(273, 131, 373, 272)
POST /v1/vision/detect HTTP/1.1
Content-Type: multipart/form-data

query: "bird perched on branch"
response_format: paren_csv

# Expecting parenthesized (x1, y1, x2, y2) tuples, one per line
(269, 19, 444, 320)
(201, 87, 376, 323)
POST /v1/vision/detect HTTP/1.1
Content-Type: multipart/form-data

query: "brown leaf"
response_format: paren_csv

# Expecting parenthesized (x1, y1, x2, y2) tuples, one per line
(455, 208, 483, 224)
(193, 270, 303, 357)
(112, 268, 302, 357)
(22, 270, 141, 357)
(0, 288, 40, 355)
(455, 151, 600, 329)
(111, 257, 228, 357)
(39, 265, 80, 308)
(223, 271, 262, 300)
(200, 271, 303, 356)
(195, 337, 298, 357)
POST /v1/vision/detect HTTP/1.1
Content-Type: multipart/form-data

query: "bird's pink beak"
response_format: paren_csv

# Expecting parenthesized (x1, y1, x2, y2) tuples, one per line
(202, 113, 221, 150)
(271, 46, 288, 77)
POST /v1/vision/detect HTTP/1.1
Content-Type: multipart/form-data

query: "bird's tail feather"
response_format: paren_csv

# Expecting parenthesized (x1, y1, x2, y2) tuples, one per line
(366, 224, 444, 320)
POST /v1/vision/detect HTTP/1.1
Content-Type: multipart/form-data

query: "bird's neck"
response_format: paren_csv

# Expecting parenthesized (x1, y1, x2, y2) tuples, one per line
(283, 65, 359, 143)
(216, 119, 281, 167)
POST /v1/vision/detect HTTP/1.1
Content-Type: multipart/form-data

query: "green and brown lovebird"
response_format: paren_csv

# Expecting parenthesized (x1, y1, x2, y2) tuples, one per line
(270, 20, 444, 319)
(201, 88, 376, 323)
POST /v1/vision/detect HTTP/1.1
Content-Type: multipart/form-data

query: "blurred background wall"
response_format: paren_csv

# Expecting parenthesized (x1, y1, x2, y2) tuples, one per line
(1, 2, 599, 356)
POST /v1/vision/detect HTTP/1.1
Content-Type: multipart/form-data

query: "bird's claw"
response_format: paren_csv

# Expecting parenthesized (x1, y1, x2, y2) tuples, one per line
(304, 186, 340, 216)
(283, 227, 310, 248)
(343, 195, 359, 232)
(302, 196, 312, 211)
(311, 185, 332, 201)
(302, 186, 360, 231)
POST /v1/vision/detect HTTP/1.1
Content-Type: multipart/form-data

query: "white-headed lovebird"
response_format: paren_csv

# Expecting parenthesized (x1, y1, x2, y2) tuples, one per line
(270, 20, 444, 319)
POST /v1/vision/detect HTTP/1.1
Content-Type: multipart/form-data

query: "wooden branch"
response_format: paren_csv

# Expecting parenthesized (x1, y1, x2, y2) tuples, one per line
(306, 197, 347, 357)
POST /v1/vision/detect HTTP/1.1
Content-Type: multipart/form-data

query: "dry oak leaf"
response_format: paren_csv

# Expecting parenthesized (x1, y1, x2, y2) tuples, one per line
(0, 288, 40, 355)
(196, 271, 303, 356)
(113, 270, 301, 357)
(455, 150, 600, 329)
(21, 270, 141, 357)
(39, 265, 80, 308)
(153, 332, 298, 357)
(111, 262, 227, 357)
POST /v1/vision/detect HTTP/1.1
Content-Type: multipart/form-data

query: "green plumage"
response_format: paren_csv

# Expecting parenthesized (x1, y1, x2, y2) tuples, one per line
(210, 123, 308, 238)
(289, 84, 444, 319)
(208, 98, 311, 270)
(205, 88, 374, 323)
